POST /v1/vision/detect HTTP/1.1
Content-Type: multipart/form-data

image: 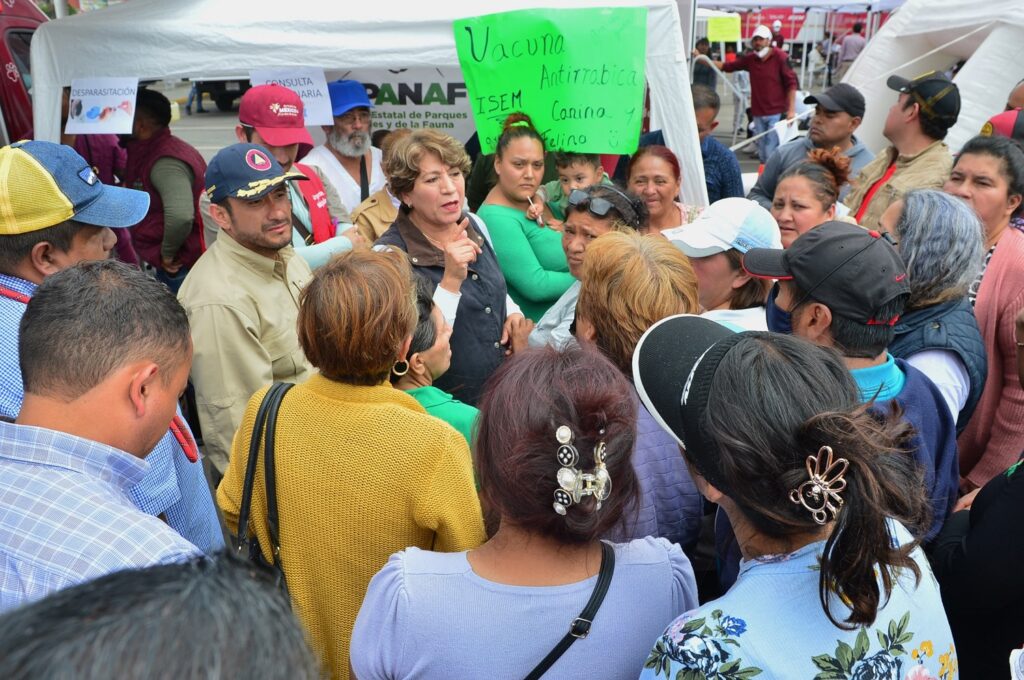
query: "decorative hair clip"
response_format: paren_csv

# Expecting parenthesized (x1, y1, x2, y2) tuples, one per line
(552, 425, 611, 516)
(789, 445, 849, 525)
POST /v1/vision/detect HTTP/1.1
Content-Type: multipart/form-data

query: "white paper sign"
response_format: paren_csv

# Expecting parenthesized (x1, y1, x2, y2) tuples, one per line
(65, 77, 138, 135)
(773, 117, 802, 147)
(336, 68, 476, 143)
(249, 67, 333, 127)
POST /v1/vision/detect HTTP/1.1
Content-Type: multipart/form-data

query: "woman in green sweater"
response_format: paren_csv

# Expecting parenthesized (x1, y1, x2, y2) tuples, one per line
(391, 275, 480, 445)
(477, 113, 575, 321)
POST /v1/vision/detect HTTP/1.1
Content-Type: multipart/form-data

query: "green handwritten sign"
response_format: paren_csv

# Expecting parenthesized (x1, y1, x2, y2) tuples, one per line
(454, 7, 647, 155)
(707, 15, 741, 43)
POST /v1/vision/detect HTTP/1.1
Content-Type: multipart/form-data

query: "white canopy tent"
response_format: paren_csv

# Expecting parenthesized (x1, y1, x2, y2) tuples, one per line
(697, 0, 902, 9)
(843, 0, 1024, 154)
(31, 0, 709, 204)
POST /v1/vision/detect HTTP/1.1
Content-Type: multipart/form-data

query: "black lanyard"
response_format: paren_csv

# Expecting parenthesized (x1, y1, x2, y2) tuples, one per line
(359, 154, 370, 202)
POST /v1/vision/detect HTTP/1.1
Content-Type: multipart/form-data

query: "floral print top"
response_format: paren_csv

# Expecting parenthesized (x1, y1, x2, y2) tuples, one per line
(639, 522, 958, 680)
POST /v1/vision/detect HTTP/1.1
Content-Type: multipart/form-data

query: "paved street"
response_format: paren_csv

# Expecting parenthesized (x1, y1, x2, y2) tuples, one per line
(153, 81, 325, 162)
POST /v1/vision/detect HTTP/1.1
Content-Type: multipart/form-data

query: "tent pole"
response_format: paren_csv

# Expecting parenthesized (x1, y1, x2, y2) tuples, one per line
(54, 0, 69, 18)
(823, 10, 831, 86)
(863, 21, 994, 84)
(800, 40, 808, 88)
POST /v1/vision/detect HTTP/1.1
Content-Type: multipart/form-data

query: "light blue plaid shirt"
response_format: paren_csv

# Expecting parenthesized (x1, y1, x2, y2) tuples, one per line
(0, 273, 223, 553)
(0, 421, 201, 612)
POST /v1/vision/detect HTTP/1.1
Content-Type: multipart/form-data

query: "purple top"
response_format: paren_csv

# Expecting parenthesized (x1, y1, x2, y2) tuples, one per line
(605, 397, 703, 551)
(73, 134, 138, 265)
(73, 133, 125, 185)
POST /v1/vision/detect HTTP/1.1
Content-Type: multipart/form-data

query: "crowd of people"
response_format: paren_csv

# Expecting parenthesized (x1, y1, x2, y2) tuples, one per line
(1, 23, 1023, 680)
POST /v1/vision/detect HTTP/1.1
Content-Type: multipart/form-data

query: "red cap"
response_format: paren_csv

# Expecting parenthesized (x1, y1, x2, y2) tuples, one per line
(238, 84, 313, 147)
(981, 108, 1024, 142)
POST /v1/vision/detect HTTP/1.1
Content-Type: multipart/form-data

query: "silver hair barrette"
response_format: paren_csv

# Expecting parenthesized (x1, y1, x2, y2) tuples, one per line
(552, 425, 611, 515)
(788, 445, 849, 525)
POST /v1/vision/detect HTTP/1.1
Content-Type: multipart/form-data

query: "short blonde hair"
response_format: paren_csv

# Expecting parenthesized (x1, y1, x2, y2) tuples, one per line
(384, 129, 472, 203)
(297, 249, 416, 385)
(576, 231, 700, 374)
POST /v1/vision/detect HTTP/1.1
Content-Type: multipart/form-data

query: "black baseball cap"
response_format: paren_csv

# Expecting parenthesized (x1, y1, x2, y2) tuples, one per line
(633, 314, 751, 494)
(204, 143, 306, 204)
(804, 83, 865, 118)
(886, 71, 960, 125)
(742, 221, 909, 326)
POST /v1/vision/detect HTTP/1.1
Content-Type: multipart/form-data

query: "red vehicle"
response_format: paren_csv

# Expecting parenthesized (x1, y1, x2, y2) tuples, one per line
(0, 0, 47, 145)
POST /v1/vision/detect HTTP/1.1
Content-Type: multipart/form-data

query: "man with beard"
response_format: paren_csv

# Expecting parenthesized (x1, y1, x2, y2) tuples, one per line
(202, 84, 365, 268)
(300, 79, 386, 216)
(747, 83, 874, 209)
(179, 143, 314, 474)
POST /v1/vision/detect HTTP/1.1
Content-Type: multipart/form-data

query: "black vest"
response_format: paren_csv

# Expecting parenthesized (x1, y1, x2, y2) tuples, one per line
(889, 298, 987, 434)
(376, 212, 507, 406)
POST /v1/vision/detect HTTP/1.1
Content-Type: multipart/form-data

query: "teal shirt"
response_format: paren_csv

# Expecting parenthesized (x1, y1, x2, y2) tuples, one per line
(850, 353, 906, 403)
(405, 385, 479, 446)
(286, 181, 353, 269)
(476, 204, 575, 321)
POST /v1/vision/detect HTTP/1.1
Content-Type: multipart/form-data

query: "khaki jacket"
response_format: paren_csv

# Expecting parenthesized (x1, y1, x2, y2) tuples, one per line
(178, 232, 313, 472)
(350, 188, 399, 244)
(845, 140, 952, 230)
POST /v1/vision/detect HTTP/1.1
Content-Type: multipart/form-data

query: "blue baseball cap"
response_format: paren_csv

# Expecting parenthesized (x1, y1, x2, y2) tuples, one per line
(0, 140, 149, 235)
(327, 79, 373, 117)
(204, 143, 306, 204)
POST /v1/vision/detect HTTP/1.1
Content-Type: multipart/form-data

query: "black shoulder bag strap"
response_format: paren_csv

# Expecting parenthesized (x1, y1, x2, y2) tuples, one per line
(522, 542, 616, 680)
(359, 154, 370, 202)
(263, 382, 291, 581)
(234, 382, 294, 591)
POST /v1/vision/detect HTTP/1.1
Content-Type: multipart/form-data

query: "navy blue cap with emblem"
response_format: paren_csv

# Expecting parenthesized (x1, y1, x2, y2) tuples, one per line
(204, 143, 307, 204)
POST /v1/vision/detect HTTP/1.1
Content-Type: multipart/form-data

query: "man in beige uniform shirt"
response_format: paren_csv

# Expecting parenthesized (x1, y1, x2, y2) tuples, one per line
(179, 143, 314, 473)
(845, 71, 960, 229)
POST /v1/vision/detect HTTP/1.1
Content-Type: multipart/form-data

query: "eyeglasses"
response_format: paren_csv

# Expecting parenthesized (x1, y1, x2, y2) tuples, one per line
(337, 109, 371, 125)
(566, 187, 641, 229)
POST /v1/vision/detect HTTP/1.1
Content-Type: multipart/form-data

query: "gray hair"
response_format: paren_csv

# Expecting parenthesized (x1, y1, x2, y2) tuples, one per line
(0, 553, 322, 679)
(894, 189, 984, 309)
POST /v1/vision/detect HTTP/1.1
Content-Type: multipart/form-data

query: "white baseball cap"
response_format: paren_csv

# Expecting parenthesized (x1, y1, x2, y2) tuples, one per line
(772, 20, 783, 30)
(752, 25, 773, 41)
(663, 198, 782, 258)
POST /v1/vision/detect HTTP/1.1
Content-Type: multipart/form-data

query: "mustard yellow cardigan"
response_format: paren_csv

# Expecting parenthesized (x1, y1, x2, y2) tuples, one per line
(217, 375, 485, 679)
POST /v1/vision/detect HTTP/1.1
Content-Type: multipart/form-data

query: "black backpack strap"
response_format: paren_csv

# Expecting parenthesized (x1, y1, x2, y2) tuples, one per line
(522, 542, 616, 680)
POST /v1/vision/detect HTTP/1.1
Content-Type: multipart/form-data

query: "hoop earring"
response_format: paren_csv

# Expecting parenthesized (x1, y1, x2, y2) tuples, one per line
(391, 360, 410, 377)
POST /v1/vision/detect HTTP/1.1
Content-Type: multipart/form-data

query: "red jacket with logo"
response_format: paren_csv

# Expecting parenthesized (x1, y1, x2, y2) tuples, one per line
(293, 162, 335, 244)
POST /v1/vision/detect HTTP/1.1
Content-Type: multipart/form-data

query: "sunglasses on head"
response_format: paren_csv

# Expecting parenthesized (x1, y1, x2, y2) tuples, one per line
(566, 187, 641, 229)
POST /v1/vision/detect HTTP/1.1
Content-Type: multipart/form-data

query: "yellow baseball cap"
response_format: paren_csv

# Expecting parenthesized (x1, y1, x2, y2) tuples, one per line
(0, 140, 150, 236)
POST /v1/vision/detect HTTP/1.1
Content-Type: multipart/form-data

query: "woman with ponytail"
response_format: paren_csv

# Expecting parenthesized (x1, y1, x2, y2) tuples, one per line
(478, 113, 576, 321)
(765, 147, 853, 333)
(771, 146, 852, 248)
(634, 316, 957, 678)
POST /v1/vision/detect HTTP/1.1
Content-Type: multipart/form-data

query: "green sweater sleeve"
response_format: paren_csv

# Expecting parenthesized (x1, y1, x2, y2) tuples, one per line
(478, 205, 575, 310)
(150, 157, 196, 263)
